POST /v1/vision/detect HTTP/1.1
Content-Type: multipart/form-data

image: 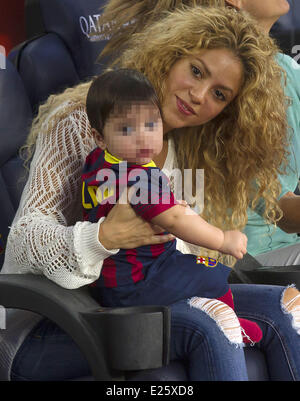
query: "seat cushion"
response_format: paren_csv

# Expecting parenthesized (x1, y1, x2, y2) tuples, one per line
(125, 348, 268, 381)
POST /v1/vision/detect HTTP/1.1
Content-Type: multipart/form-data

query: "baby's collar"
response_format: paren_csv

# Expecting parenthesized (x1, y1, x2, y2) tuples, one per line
(104, 149, 156, 167)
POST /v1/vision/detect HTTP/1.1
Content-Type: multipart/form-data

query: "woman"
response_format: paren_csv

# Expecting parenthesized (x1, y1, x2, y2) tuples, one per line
(2, 6, 300, 381)
(98, 0, 300, 268)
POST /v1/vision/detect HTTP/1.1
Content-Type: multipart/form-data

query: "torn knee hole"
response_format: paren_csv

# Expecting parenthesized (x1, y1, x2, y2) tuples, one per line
(189, 297, 243, 346)
(282, 286, 300, 334)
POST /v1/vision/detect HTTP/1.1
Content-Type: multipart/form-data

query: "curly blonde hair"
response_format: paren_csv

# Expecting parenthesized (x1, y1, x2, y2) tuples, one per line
(97, 0, 227, 60)
(23, 5, 289, 264)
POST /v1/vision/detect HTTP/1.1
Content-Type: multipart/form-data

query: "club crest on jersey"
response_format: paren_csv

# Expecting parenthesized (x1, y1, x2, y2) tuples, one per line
(196, 256, 218, 267)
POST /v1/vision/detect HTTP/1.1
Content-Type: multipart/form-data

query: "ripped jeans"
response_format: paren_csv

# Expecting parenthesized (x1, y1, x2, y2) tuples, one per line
(170, 284, 300, 380)
(11, 284, 300, 381)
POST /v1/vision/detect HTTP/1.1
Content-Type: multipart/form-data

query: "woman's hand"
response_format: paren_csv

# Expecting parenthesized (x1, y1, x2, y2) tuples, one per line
(98, 200, 175, 250)
(277, 191, 300, 233)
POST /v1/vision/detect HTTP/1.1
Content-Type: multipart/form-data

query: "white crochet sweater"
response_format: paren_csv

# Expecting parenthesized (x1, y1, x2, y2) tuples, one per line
(2, 103, 201, 289)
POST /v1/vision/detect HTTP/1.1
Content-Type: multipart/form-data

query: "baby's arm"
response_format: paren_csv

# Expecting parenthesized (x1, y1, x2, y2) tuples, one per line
(151, 204, 247, 259)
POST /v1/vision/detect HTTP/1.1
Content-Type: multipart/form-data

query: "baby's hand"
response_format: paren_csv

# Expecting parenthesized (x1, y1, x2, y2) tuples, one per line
(177, 199, 188, 207)
(219, 230, 248, 259)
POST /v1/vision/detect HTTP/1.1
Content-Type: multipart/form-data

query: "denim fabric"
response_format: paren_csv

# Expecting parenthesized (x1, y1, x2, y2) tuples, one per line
(11, 284, 300, 381)
(231, 284, 300, 381)
(10, 318, 91, 381)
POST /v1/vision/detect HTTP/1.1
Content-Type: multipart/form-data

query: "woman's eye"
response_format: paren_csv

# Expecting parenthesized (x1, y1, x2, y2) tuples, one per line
(214, 89, 226, 102)
(191, 65, 202, 78)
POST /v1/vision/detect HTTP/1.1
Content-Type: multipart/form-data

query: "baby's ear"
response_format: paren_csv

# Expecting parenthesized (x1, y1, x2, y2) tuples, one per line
(91, 128, 106, 150)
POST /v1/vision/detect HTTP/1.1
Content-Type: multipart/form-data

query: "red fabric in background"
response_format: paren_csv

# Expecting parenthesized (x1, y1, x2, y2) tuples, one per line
(0, 0, 25, 54)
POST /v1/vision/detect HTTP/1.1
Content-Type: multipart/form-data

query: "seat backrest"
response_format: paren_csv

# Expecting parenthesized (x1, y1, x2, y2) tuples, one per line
(9, 0, 108, 112)
(0, 58, 32, 269)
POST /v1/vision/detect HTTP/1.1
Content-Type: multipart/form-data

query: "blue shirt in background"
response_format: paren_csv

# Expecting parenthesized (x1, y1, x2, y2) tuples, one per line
(245, 53, 300, 256)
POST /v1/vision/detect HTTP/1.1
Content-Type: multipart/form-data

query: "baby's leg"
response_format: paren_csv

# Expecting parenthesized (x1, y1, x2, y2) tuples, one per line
(165, 254, 262, 344)
(189, 294, 262, 346)
(218, 289, 262, 344)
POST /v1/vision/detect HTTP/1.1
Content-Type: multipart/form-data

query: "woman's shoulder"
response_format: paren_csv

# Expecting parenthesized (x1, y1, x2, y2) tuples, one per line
(43, 100, 86, 127)
(40, 79, 92, 128)
(276, 53, 300, 85)
(37, 99, 95, 155)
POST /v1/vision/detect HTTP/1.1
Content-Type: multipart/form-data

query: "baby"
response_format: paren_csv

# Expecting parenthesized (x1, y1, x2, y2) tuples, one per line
(82, 68, 262, 344)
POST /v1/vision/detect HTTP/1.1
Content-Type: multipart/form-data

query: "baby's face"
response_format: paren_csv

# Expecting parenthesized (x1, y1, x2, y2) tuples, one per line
(102, 102, 163, 165)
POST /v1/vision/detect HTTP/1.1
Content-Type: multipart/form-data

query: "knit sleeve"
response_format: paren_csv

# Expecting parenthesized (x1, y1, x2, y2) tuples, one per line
(2, 105, 119, 289)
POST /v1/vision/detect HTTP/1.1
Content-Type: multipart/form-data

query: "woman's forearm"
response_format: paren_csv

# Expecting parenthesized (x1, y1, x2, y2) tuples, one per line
(2, 214, 111, 289)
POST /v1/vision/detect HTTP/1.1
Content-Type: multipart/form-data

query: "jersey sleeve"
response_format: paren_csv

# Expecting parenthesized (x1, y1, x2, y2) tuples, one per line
(127, 167, 178, 221)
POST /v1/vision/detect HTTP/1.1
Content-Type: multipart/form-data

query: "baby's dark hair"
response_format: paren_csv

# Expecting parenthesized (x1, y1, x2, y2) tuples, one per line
(86, 68, 161, 134)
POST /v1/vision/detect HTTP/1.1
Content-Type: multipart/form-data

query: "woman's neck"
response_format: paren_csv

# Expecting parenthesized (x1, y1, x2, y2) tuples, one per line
(256, 18, 275, 34)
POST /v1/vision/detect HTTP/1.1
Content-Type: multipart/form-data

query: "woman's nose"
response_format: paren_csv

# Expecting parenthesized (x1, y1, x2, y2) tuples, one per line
(189, 84, 207, 104)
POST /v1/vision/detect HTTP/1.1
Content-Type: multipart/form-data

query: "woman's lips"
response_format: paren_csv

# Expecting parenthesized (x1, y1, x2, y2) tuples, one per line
(176, 96, 196, 116)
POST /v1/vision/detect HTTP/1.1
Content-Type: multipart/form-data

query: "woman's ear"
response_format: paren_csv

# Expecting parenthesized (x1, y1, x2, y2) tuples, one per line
(91, 128, 106, 149)
(225, 0, 242, 10)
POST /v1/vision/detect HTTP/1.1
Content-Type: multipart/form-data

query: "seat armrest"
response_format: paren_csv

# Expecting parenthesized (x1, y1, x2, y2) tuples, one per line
(0, 274, 170, 380)
(239, 265, 300, 287)
(230, 254, 300, 287)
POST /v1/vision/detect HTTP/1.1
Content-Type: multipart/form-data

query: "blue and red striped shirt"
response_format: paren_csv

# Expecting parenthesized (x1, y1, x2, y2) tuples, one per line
(82, 147, 177, 288)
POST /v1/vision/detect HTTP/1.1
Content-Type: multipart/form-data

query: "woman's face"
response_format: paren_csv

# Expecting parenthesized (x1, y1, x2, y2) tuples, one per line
(162, 48, 243, 133)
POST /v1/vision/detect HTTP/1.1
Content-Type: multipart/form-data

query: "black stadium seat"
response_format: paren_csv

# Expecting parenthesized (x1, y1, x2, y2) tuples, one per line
(9, 0, 109, 113)
(0, 59, 32, 269)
